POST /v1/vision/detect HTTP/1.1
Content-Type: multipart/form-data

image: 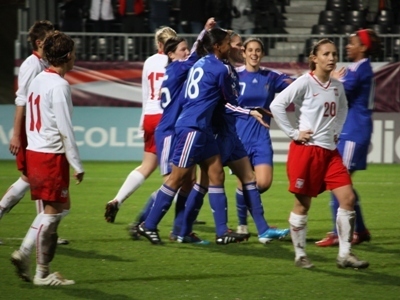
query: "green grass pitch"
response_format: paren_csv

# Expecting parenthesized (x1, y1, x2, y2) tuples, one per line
(0, 160, 399, 299)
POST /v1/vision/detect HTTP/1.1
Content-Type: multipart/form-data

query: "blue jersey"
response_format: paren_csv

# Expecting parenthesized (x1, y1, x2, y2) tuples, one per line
(176, 54, 241, 134)
(235, 66, 291, 142)
(156, 52, 199, 135)
(212, 63, 250, 137)
(339, 58, 374, 145)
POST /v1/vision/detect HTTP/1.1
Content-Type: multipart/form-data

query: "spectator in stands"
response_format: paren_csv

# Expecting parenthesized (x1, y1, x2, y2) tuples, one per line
(231, 0, 255, 34)
(206, 0, 232, 29)
(60, 0, 84, 32)
(179, 0, 207, 33)
(86, 0, 116, 32)
(316, 29, 381, 248)
(148, 0, 171, 32)
(118, 0, 146, 33)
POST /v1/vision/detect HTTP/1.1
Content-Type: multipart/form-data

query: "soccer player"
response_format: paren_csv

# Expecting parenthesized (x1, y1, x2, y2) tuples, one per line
(11, 31, 84, 285)
(128, 18, 217, 243)
(104, 26, 177, 223)
(270, 39, 369, 269)
(234, 37, 294, 235)
(137, 28, 267, 245)
(178, 34, 290, 244)
(0, 20, 69, 246)
(315, 29, 381, 247)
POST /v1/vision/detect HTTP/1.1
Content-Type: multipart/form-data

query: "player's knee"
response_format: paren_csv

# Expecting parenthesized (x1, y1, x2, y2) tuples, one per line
(257, 181, 272, 194)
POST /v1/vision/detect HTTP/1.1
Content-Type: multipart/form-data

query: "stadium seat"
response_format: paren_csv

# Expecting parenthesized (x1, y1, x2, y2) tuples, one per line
(311, 24, 334, 35)
(376, 10, 394, 30)
(325, 0, 347, 12)
(350, 0, 365, 11)
(338, 24, 357, 35)
(344, 10, 367, 29)
(368, 24, 388, 34)
(318, 10, 342, 32)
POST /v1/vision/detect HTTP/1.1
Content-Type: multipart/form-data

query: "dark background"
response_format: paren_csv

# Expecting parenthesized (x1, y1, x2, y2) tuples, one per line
(0, 0, 20, 104)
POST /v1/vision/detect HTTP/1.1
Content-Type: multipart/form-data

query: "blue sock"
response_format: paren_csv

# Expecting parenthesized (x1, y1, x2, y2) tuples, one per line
(243, 182, 268, 235)
(136, 192, 156, 223)
(236, 188, 248, 226)
(208, 185, 228, 236)
(172, 191, 188, 236)
(179, 184, 207, 237)
(330, 193, 340, 235)
(144, 184, 177, 230)
(354, 189, 367, 233)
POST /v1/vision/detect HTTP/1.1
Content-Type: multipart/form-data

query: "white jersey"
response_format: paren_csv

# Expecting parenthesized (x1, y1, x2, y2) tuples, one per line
(15, 53, 47, 107)
(270, 72, 348, 150)
(141, 52, 167, 116)
(25, 69, 84, 173)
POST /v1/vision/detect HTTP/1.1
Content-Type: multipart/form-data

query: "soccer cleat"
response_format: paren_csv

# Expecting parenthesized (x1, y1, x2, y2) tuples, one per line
(315, 232, 339, 247)
(215, 229, 250, 245)
(193, 220, 206, 225)
(295, 256, 314, 269)
(258, 227, 290, 244)
(236, 225, 249, 234)
(336, 253, 369, 269)
(33, 272, 75, 286)
(169, 231, 178, 242)
(128, 222, 141, 240)
(57, 238, 69, 245)
(177, 232, 210, 245)
(137, 223, 163, 245)
(352, 230, 371, 245)
(104, 200, 119, 223)
(11, 250, 31, 282)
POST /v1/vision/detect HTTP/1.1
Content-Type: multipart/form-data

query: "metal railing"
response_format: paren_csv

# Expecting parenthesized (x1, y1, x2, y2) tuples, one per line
(16, 32, 400, 63)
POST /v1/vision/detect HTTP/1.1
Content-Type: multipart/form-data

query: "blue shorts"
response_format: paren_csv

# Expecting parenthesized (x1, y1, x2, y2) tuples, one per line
(217, 134, 248, 166)
(155, 129, 174, 176)
(337, 139, 368, 171)
(172, 128, 220, 168)
(243, 137, 274, 167)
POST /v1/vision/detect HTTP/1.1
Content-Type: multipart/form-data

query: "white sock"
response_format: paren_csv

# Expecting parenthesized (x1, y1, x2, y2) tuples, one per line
(20, 212, 45, 256)
(289, 212, 308, 260)
(61, 209, 69, 219)
(36, 200, 44, 214)
(114, 170, 145, 206)
(0, 178, 30, 214)
(337, 208, 355, 257)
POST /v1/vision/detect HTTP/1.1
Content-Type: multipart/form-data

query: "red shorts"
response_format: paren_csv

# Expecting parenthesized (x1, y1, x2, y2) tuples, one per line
(26, 150, 70, 203)
(287, 141, 352, 197)
(143, 114, 162, 154)
(16, 118, 28, 175)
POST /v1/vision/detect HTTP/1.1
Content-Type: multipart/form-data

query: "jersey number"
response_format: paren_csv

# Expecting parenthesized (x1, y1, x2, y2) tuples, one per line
(185, 67, 204, 99)
(28, 93, 41, 132)
(148, 72, 164, 100)
(160, 87, 171, 109)
(323, 102, 336, 117)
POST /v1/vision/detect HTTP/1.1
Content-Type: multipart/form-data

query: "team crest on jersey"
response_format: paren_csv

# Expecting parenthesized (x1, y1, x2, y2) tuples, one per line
(295, 178, 304, 189)
(252, 78, 258, 84)
(61, 189, 69, 198)
(334, 88, 338, 96)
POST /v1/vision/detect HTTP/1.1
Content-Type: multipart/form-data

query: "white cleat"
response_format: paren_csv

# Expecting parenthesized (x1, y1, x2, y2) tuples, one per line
(11, 250, 31, 282)
(33, 272, 75, 286)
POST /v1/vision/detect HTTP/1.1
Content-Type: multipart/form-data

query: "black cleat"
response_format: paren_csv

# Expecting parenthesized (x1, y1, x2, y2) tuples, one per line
(105, 200, 119, 223)
(137, 223, 163, 245)
(128, 222, 141, 240)
(215, 229, 250, 245)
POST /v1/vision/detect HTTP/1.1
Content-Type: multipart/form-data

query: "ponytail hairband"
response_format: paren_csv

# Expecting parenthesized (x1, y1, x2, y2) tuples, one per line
(357, 29, 371, 50)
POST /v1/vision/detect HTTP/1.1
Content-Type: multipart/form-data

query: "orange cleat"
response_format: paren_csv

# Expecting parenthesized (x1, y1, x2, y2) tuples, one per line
(352, 230, 371, 245)
(315, 232, 339, 247)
